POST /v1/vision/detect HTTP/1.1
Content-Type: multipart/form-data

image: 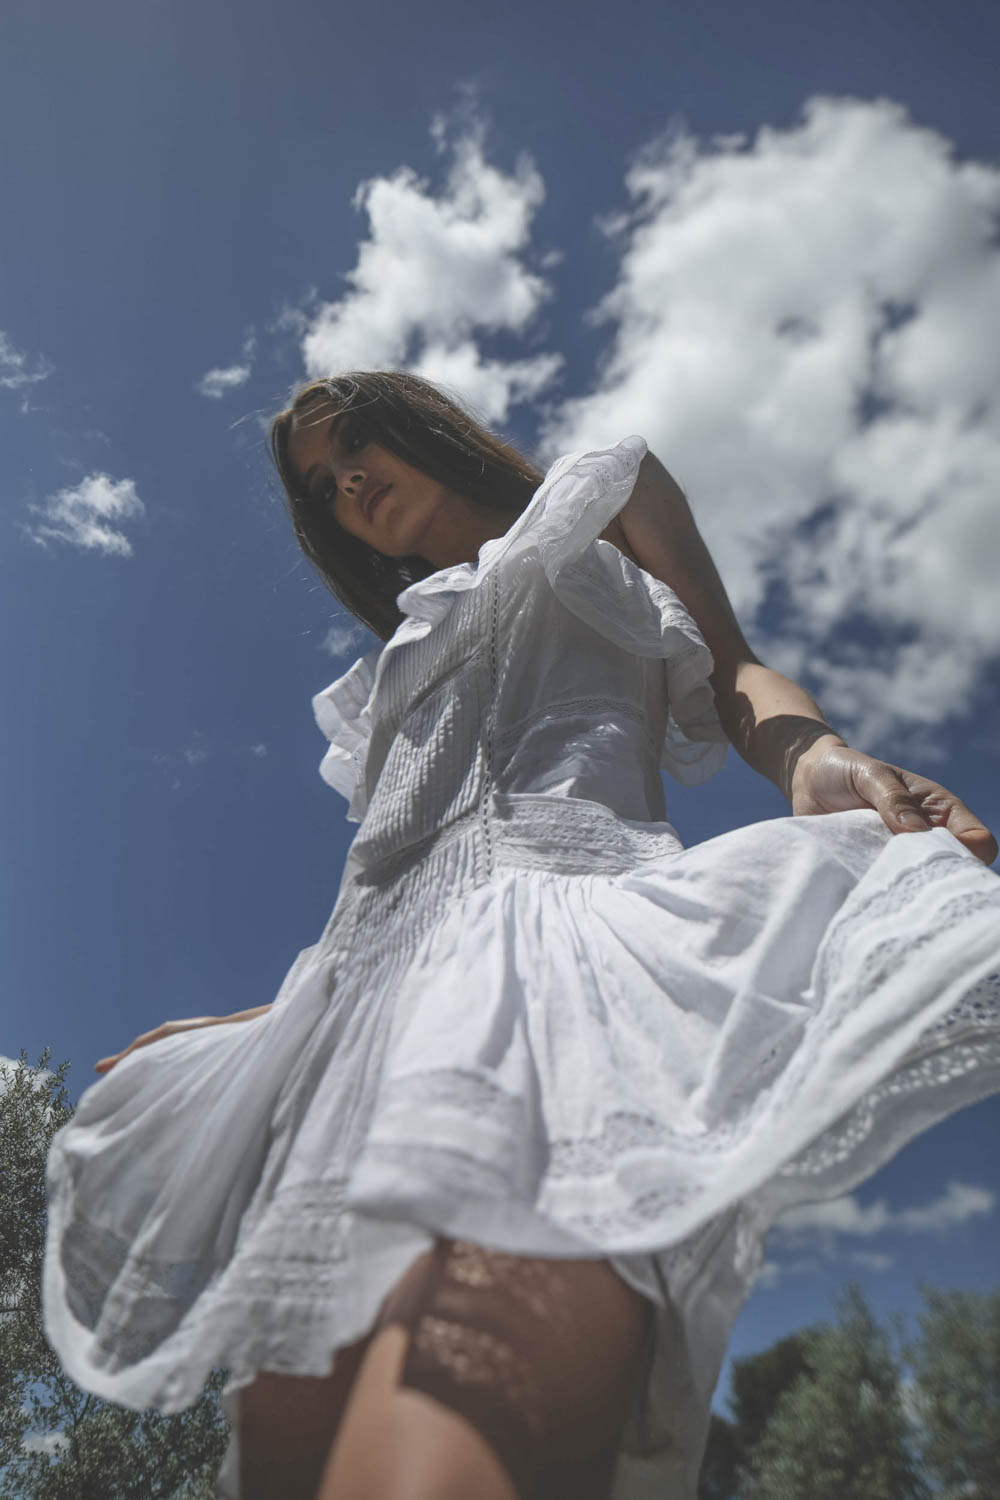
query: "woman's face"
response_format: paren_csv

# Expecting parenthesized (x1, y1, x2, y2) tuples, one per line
(286, 396, 504, 570)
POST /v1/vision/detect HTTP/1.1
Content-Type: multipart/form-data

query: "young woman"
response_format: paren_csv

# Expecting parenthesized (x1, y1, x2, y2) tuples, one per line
(45, 370, 1000, 1500)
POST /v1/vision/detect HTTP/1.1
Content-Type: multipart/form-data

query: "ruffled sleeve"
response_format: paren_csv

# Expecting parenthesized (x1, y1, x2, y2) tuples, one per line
(508, 436, 730, 786)
(311, 646, 381, 822)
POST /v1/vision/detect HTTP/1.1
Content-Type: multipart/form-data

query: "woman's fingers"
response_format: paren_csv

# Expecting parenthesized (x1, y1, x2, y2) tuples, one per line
(880, 768, 998, 865)
(94, 1016, 221, 1073)
(94, 1022, 170, 1073)
(936, 803, 998, 864)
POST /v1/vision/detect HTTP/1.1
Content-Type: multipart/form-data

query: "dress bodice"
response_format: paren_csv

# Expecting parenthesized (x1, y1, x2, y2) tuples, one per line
(312, 438, 729, 877)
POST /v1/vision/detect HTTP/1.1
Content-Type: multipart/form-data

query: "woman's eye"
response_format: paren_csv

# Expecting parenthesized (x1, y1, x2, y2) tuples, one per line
(340, 416, 367, 454)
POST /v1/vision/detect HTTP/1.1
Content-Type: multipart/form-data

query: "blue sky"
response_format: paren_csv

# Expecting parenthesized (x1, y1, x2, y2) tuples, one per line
(4, 0, 999, 1415)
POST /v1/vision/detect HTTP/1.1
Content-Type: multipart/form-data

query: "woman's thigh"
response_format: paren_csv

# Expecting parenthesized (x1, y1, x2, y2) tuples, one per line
(237, 1237, 653, 1500)
(237, 1331, 375, 1500)
(364, 1237, 654, 1499)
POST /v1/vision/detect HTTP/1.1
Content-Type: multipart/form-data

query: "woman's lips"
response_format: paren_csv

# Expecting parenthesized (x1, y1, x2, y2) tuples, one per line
(366, 484, 390, 522)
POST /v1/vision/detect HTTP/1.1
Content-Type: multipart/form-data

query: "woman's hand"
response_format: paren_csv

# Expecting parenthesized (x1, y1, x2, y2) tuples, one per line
(790, 738, 998, 866)
(95, 1004, 273, 1074)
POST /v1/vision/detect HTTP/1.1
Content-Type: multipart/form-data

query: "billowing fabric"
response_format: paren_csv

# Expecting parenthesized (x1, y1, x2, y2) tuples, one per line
(44, 437, 1000, 1499)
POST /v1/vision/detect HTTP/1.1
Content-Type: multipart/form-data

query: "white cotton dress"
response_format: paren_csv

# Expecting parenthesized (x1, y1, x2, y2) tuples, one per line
(44, 437, 1000, 1499)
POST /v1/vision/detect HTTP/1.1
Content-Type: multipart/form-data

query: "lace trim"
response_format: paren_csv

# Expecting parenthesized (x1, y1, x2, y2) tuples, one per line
(491, 795, 683, 874)
(359, 965, 1000, 1183)
(480, 566, 500, 882)
(379, 1067, 526, 1127)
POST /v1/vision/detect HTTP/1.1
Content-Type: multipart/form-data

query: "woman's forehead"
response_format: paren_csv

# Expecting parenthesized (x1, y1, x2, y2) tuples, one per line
(286, 397, 341, 476)
(290, 392, 339, 434)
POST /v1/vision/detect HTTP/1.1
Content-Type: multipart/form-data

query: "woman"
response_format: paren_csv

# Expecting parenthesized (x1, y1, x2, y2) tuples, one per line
(45, 370, 1000, 1500)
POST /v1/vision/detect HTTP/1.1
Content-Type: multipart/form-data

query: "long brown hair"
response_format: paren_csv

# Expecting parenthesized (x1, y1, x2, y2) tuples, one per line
(270, 371, 544, 641)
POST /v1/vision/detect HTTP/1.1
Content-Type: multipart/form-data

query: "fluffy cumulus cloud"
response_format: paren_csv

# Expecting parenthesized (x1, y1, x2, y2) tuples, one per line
(542, 98, 1000, 751)
(299, 122, 562, 424)
(297, 99, 999, 744)
(24, 473, 144, 556)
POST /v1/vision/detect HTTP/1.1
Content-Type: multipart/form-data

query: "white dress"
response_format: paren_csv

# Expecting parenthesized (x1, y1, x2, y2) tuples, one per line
(44, 437, 1000, 1499)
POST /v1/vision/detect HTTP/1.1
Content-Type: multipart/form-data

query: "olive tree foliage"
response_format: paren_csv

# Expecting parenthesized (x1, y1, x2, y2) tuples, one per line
(698, 1286, 939, 1500)
(904, 1285, 1000, 1500)
(0, 1050, 229, 1499)
(741, 1284, 926, 1500)
(698, 1330, 815, 1499)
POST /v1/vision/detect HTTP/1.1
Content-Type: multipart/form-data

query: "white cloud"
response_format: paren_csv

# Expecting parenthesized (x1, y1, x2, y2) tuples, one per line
(759, 1180, 993, 1286)
(776, 1194, 894, 1239)
(322, 620, 374, 659)
(197, 363, 252, 399)
(771, 1179, 994, 1252)
(22, 1431, 69, 1455)
(182, 737, 209, 767)
(24, 473, 144, 556)
(249, 742, 268, 758)
(849, 1250, 895, 1271)
(895, 1179, 995, 1233)
(0, 1055, 54, 1095)
(757, 1253, 826, 1288)
(152, 733, 210, 789)
(0, 329, 51, 391)
(542, 97, 1000, 750)
(283, 98, 999, 746)
(299, 120, 562, 424)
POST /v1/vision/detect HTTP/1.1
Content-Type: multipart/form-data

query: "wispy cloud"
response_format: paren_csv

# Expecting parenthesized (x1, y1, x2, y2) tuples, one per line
(197, 363, 252, 399)
(759, 1179, 995, 1285)
(152, 735, 273, 789)
(297, 113, 562, 424)
(322, 621, 372, 659)
(197, 331, 256, 398)
(775, 1180, 995, 1241)
(153, 733, 210, 789)
(849, 1250, 895, 1272)
(0, 329, 51, 392)
(24, 473, 144, 556)
(541, 97, 1000, 752)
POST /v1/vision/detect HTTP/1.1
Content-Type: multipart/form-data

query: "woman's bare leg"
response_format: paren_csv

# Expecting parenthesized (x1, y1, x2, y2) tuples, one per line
(316, 1238, 653, 1500)
(316, 1321, 518, 1500)
(237, 1332, 374, 1500)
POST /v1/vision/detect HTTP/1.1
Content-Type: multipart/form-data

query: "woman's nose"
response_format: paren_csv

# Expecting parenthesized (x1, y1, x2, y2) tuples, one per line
(335, 466, 365, 493)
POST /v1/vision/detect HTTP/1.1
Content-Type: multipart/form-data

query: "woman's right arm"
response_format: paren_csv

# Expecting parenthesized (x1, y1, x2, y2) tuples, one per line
(94, 1004, 273, 1074)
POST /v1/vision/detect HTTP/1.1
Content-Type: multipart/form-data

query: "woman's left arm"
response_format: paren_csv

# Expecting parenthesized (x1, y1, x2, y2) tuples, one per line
(617, 452, 998, 865)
